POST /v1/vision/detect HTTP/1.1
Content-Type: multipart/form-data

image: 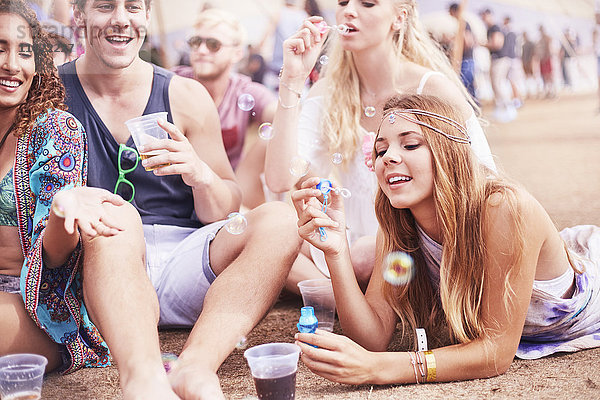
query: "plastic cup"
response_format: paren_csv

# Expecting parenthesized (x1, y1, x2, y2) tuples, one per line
(0, 354, 47, 400)
(244, 343, 300, 400)
(297, 279, 336, 332)
(124, 112, 170, 171)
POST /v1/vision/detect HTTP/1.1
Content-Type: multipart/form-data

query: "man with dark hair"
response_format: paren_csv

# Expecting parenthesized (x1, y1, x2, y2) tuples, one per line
(59, 1, 302, 398)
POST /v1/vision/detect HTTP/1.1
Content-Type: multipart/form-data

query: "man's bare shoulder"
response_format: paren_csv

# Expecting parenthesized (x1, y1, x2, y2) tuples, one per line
(169, 74, 213, 106)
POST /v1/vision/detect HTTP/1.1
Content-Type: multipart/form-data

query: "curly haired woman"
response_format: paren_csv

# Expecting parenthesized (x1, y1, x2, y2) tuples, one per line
(0, 1, 178, 398)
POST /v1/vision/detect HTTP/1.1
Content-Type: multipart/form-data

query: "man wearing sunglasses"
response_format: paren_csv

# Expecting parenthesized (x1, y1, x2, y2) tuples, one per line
(59, 1, 302, 399)
(173, 9, 277, 210)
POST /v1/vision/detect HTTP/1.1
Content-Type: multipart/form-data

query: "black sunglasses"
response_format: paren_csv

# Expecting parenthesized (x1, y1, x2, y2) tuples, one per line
(187, 36, 228, 53)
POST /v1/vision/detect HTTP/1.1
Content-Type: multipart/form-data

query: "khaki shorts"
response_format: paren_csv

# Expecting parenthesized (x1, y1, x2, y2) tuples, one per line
(143, 220, 227, 327)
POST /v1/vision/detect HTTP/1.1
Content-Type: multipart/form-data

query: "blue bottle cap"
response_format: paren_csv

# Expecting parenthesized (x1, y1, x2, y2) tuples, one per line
(316, 179, 332, 195)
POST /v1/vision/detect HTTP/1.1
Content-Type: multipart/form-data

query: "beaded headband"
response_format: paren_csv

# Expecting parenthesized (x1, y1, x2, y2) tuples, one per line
(380, 109, 471, 145)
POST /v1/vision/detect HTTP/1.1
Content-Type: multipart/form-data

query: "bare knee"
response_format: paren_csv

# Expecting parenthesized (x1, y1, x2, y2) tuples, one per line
(246, 202, 303, 250)
(81, 202, 145, 272)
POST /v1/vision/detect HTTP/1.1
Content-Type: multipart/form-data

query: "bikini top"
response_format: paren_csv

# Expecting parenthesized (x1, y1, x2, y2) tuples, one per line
(0, 168, 18, 227)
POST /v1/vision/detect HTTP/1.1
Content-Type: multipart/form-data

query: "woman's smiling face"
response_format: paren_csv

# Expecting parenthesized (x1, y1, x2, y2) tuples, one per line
(374, 113, 435, 211)
(0, 12, 35, 111)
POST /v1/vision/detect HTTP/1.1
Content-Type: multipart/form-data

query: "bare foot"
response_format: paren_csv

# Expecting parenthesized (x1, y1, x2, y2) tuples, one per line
(168, 362, 225, 400)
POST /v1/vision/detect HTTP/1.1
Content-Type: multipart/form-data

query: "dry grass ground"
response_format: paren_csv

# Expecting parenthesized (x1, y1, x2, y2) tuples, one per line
(43, 92, 600, 399)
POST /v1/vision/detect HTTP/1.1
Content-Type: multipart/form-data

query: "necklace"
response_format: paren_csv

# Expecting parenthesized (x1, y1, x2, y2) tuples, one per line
(0, 124, 15, 151)
(360, 86, 378, 118)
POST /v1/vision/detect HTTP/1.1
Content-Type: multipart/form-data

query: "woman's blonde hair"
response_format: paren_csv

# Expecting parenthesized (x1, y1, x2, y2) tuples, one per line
(374, 94, 523, 345)
(321, 0, 478, 167)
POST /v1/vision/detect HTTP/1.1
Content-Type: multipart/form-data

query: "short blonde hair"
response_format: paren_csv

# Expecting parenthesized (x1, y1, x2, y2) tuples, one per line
(194, 9, 247, 46)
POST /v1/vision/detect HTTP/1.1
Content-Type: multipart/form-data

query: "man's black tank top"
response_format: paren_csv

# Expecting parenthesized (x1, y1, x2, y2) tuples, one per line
(59, 60, 202, 228)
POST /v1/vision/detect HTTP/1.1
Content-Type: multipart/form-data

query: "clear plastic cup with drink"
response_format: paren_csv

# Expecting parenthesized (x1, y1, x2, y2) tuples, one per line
(125, 112, 170, 171)
(0, 354, 47, 400)
(244, 343, 300, 400)
(297, 278, 336, 332)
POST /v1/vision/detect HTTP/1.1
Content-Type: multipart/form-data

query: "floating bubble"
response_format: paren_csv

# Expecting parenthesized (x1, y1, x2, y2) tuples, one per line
(235, 336, 248, 350)
(289, 156, 310, 178)
(258, 122, 274, 140)
(225, 212, 248, 235)
(319, 55, 329, 65)
(161, 352, 178, 373)
(252, 111, 256, 117)
(331, 152, 343, 165)
(237, 93, 255, 111)
(383, 251, 414, 285)
(364, 106, 376, 118)
(334, 187, 352, 198)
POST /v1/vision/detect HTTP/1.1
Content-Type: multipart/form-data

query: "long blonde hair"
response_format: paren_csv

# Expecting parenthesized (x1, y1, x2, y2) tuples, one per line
(374, 95, 523, 345)
(321, 0, 478, 167)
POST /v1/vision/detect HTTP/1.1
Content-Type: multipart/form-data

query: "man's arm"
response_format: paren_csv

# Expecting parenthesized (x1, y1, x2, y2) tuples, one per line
(168, 76, 242, 223)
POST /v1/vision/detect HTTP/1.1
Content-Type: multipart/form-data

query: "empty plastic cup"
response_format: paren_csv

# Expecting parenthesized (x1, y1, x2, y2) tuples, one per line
(244, 343, 300, 400)
(124, 112, 170, 171)
(297, 278, 336, 332)
(0, 353, 47, 400)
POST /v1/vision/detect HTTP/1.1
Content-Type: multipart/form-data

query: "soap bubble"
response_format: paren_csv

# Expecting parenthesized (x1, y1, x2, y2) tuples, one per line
(289, 156, 310, 178)
(331, 152, 343, 165)
(235, 336, 248, 350)
(225, 212, 248, 235)
(383, 251, 414, 285)
(334, 187, 352, 198)
(237, 93, 255, 111)
(258, 122, 274, 140)
(319, 55, 329, 65)
(336, 24, 350, 34)
(161, 352, 178, 373)
(364, 106, 376, 118)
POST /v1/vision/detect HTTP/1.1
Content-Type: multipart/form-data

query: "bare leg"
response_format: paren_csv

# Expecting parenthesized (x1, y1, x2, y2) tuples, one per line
(0, 292, 62, 372)
(349, 235, 376, 290)
(236, 140, 267, 210)
(81, 203, 178, 400)
(168, 202, 302, 399)
(285, 242, 328, 295)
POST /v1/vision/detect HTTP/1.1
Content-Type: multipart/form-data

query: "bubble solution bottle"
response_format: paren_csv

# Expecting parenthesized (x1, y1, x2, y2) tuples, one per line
(297, 306, 319, 334)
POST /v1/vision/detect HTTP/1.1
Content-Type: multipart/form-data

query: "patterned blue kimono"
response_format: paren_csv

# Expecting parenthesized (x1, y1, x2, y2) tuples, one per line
(14, 109, 110, 373)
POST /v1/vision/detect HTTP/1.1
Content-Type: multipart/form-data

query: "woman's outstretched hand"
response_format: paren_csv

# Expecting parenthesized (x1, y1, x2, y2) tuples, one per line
(291, 177, 347, 256)
(295, 329, 378, 385)
(52, 187, 126, 238)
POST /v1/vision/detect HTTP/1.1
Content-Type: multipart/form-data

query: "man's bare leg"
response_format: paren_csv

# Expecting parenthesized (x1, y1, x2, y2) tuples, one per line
(82, 203, 178, 400)
(169, 202, 302, 399)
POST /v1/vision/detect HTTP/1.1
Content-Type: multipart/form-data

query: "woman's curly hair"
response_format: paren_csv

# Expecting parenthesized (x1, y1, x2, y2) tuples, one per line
(1, 0, 66, 137)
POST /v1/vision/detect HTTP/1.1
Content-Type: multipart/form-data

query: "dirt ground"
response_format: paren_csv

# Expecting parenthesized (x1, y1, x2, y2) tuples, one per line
(42, 92, 600, 399)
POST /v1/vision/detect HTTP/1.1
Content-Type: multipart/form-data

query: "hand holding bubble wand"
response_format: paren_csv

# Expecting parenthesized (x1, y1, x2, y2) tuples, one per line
(292, 177, 350, 256)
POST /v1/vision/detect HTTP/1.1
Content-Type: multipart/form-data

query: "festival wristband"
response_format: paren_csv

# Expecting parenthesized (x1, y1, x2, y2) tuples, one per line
(424, 350, 437, 382)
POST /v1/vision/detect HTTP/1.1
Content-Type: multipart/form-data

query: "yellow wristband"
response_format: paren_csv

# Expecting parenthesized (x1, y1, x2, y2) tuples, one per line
(424, 350, 436, 382)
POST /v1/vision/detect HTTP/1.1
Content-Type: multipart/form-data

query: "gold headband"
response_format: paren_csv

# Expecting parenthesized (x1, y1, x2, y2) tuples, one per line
(380, 108, 471, 145)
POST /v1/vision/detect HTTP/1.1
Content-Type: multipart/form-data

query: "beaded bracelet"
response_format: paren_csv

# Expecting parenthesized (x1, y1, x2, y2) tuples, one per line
(424, 350, 437, 382)
(280, 80, 302, 98)
(415, 351, 427, 383)
(407, 352, 420, 384)
(278, 95, 301, 109)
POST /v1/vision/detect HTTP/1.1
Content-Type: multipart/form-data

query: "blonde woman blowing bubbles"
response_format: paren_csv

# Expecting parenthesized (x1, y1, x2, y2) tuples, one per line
(266, 0, 495, 292)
